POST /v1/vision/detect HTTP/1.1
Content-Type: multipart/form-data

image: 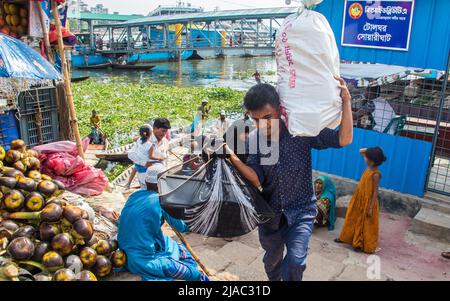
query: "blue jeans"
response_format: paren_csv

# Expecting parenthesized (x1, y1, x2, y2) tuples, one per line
(258, 206, 316, 281)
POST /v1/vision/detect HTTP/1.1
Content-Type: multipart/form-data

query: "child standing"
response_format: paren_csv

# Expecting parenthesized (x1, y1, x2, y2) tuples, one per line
(127, 125, 153, 189)
(335, 147, 386, 253)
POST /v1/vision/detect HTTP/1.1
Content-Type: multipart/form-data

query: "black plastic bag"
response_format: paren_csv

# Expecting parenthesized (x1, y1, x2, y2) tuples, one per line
(159, 157, 274, 237)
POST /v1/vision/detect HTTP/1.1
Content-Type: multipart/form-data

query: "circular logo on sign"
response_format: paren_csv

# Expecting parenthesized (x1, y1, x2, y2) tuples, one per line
(349, 3, 363, 19)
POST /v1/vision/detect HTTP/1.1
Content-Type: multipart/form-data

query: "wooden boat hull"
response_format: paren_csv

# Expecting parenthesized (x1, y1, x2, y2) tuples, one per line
(71, 76, 90, 83)
(77, 63, 111, 70)
(112, 64, 155, 70)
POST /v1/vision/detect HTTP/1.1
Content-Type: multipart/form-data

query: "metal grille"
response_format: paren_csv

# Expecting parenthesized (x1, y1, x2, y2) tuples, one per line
(347, 61, 450, 196)
(18, 87, 58, 114)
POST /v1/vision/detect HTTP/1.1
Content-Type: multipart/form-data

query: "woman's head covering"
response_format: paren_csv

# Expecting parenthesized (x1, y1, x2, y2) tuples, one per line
(145, 163, 166, 184)
(315, 175, 337, 231)
(365, 147, 387, 166)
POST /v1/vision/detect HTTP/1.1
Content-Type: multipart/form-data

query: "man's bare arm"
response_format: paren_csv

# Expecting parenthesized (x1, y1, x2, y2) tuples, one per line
(335, 76, 354, 147)
(228, 147, 261, 189)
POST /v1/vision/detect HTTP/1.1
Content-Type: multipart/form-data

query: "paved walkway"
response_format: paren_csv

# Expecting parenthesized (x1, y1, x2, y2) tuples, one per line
(106, 202, 449, 281)
(97, 145, 449, 281)
(165, 212, 449, 281)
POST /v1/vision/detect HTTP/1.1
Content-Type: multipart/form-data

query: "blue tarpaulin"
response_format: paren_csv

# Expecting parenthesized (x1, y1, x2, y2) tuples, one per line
(0, 33, 60, 80)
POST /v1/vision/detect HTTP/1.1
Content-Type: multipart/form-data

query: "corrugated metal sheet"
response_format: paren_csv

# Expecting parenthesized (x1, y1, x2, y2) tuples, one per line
(312, 128, 432, 197)
(315, 0, 450, 70)
(79, 12, 144, 21)
(101, 7, 298, 27)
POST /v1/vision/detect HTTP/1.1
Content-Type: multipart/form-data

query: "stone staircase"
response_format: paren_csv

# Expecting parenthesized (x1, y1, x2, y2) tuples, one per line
(410, 192, 450, 243)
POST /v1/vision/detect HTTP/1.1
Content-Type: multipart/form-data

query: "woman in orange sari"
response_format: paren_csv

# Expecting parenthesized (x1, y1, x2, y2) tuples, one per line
(335, 147, 386, 254)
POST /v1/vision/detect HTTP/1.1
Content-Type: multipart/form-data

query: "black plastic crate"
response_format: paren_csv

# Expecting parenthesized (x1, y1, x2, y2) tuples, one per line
(19, 110, 59, 148)
(17, 87, 59, 148)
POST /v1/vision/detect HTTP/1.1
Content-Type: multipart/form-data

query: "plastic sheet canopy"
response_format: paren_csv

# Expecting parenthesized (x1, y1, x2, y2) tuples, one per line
(159, 157, 275, 237)
(0, 33, 60, 80)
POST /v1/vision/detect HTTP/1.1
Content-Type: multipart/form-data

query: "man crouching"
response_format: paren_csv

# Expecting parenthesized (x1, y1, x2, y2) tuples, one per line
(117, 166, 208, 281)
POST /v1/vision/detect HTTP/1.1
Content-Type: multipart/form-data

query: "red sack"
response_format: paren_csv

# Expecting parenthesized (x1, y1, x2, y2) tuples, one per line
(35, 140, 109, 196)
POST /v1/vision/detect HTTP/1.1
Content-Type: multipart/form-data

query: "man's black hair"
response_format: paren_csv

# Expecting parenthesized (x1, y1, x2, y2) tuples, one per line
(244, 83, 280, 111)
(153, 117, 171, 129)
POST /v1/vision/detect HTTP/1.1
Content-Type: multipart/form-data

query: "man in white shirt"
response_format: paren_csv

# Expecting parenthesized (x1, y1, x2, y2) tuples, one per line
(146, 118, 171, 186)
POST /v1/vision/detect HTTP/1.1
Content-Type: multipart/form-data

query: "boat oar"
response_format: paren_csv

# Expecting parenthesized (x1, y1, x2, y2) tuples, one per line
(169, 150, 183, 162)
(170, 227, 211, 277)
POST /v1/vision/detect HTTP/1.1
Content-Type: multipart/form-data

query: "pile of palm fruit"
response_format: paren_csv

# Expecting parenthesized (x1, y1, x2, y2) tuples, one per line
(0, 140, 126, 281)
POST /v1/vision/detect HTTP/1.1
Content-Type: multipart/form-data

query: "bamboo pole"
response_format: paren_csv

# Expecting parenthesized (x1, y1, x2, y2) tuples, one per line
(51, 0, 84, 158)
(38, 2, 54, 64)
(171, 227, 212, 277)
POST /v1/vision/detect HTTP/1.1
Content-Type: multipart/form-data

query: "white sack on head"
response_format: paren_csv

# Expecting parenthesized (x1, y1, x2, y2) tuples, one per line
(276, 8, 342, 137)
(300, 0, 324, 8)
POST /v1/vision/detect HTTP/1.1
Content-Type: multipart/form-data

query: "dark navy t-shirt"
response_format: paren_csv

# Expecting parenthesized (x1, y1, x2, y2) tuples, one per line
(246, 123, 341, 226)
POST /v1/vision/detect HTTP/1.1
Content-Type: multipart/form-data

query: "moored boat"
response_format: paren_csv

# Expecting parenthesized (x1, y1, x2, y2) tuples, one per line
(112, 64, 155, 70)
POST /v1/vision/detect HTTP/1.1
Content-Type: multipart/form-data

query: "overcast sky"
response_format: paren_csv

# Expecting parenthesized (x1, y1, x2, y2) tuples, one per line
(82, 0, 291, 15)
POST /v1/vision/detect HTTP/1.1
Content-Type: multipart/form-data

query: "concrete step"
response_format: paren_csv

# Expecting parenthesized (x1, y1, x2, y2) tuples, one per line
(335, 195, 352, 218)
(410, 207, 450, 243)
(425, 192, 450, 205)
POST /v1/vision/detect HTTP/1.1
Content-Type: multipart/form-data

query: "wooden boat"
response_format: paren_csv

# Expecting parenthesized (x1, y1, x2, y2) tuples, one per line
(77, 63, 112, 70)
(87, 138, 109, 151)
(112, 63, 155, 70)
(95, 143, 133, 162)
(71, 75, 90, 83)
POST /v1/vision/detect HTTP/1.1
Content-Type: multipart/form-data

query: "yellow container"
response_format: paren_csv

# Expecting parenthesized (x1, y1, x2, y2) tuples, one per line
(221, 31, 227, 47)
(175, 24, 183, 46)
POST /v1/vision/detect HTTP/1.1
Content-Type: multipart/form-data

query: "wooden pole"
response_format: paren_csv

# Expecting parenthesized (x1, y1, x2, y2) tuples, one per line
(171, 227, 212, 277)
(51, 0, 84, 158)
(38, 3, 54, 64)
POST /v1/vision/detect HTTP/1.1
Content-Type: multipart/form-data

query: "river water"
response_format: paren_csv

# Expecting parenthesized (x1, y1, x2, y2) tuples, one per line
(72, 56, 277, 90)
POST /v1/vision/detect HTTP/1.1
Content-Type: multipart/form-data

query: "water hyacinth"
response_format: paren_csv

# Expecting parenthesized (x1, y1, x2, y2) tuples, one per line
(72, 80, 245, 146)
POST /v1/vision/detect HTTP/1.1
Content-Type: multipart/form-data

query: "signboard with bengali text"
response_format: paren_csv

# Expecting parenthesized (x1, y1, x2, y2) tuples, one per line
(341, 0, 415, 51)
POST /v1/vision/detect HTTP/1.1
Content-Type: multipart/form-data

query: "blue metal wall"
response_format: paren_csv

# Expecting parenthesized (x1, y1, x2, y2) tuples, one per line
(315, 0, 450, 70)
(312, 128, 432, 197)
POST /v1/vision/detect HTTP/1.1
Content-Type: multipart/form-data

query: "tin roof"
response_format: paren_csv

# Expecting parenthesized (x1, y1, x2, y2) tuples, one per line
(79, 12, 144, 22)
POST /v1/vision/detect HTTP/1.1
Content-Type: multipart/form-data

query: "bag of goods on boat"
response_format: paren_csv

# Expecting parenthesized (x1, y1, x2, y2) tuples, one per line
(33, 139, 108, 197)
(159, 141, 274, 238)
(275, 0, 342, 136)
(0, 141, 125, 281)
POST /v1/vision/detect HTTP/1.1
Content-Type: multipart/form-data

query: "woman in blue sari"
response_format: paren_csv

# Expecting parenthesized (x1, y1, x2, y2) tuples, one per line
(118, 171, 208, 281)
(314, 175, 337, 231)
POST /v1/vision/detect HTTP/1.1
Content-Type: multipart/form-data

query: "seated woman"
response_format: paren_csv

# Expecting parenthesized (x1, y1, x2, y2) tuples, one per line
(314, 175, 337, 231)
(118, 168, 208, 281)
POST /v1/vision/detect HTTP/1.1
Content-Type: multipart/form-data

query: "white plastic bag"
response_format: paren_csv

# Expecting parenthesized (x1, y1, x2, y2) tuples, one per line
(275, 5, 342, 137)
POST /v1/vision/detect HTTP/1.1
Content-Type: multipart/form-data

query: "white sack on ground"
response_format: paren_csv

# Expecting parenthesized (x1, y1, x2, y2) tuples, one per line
(276, 3, 342, 137)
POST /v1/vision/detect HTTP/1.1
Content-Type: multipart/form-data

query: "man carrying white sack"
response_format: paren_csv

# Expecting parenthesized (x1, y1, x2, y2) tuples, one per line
(227, 0, 353, 281)
(228, 80, 353, 281)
